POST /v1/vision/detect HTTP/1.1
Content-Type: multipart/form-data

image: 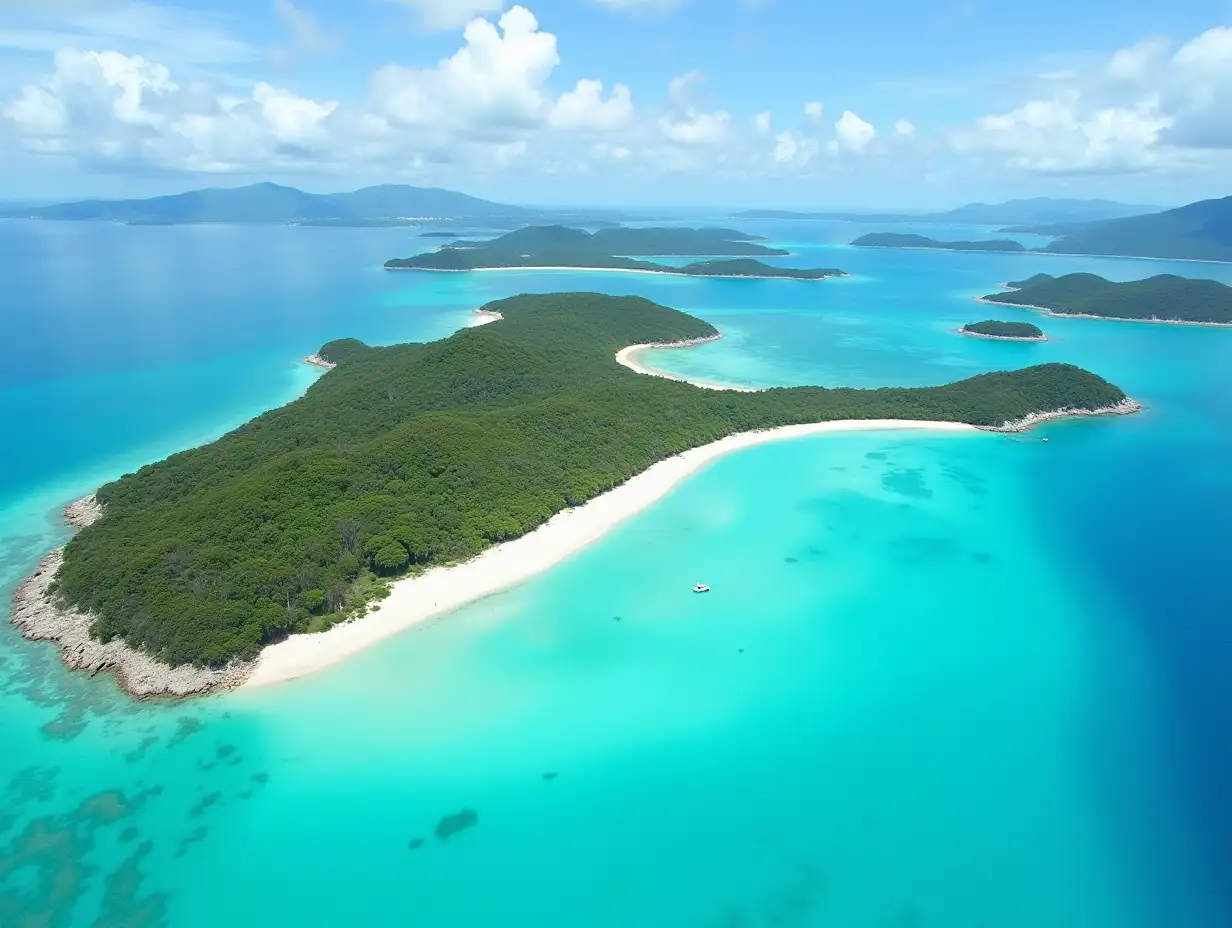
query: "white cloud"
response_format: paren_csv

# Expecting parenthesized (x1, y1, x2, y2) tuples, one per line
(549, 79, 633, 130)
(834, 109, 875, 151)
(392, 0, 506, 31)
(659, 107, 730, 145)
(804, 100, 823, 121)
(368, 6, 559, 134)
(894, 119, 916, 137)
(753, 109, 772, 134)
(773, 130, 817, 166)
(953, 25, 1232, 172)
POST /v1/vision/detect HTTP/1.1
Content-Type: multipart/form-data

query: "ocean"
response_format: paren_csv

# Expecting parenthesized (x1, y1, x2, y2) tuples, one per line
(1, 218, 1230, 926)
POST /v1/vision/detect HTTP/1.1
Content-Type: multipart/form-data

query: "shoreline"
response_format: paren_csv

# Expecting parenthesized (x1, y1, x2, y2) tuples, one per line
(244, 418, 977, 689)
(615, 335, 764, 393)
(303, 354, 337, 369)
(975, 295, 1232, 328)
(384, 265, 844, 281)
(10, 497, 253, 698)
(984, 398, 1143, 433)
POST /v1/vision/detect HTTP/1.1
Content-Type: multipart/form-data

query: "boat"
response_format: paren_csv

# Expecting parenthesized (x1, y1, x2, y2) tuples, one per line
(693, 583, 711, 594)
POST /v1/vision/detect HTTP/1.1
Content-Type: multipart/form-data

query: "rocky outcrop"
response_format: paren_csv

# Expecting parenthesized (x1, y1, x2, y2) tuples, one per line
(984, 398, 1143, 433)
(10, 500, 253, 698)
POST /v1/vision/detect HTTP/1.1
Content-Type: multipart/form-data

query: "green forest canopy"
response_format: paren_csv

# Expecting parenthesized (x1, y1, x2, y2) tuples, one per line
(985, 273, 1232, 324)
(962, 320, 1046, 338)
(54, 293, 1127, 668)
(382, 225, 849, 275)
(850, 233, 1027, 253)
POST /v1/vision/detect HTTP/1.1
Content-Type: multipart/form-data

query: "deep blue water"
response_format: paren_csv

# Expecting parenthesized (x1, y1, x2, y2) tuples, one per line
(1, 218, 1230, 926)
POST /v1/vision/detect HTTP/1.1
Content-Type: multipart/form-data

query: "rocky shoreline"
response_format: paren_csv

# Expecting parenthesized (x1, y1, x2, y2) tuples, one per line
(983, 398, 1143, 433)
(10, 496, 253, 698)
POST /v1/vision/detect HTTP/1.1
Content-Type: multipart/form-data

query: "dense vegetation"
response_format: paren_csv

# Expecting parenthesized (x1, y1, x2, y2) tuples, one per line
(962, 320, 1046, 339)
(385, 225, 792, 272)
(53, 293, 1127, 667)
(851, 233, 1027, 252)
(674, 259, 844, 279)
(986, 273, 1232, 324)
(1044, 195, 1232, 261)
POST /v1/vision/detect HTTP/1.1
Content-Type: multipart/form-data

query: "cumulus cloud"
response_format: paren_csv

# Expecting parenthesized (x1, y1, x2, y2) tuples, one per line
(954, 25, 1232, 172)
(833, 109, 875, 151)
(753, 110, 772, 134)
(804, 100, 823, 121)
(549, 79, 634, 130)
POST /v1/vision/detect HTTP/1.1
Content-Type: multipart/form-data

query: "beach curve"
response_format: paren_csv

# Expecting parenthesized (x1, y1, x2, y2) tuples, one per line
(244, 417, 976, 689)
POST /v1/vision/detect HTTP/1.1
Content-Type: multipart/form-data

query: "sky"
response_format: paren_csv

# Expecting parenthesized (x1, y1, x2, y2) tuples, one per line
(1, 0, 1231, 208)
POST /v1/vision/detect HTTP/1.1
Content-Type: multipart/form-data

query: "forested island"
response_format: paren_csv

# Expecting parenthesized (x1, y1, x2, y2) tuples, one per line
(1041, 195, 1232, 262)
(17, 293, 1132, 694)
(961, 320, 1046, 341)
(850, 233, 1027, 253)
(382, 225, 848, 277)
(982, 273, 1232, 325)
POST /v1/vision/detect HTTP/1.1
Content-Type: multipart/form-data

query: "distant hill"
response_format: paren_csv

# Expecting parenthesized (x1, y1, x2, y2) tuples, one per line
(1042, 196, 1232, 262)
(851, 233, 1026, 253)
(983, 273, 1232, 325)
(734, 198, 1160, 226)
(0, 182, 557, 227)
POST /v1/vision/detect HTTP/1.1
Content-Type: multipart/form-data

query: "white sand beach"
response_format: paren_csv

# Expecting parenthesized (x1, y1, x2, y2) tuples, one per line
(245, 417, 975, 688)
(615, 340, 764, 393)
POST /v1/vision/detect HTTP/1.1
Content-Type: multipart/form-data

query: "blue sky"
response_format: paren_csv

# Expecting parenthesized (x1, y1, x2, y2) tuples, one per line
(1, 0, 1231, 207)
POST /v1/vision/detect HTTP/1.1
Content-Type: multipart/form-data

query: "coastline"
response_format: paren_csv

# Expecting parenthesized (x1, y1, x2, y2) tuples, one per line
(974, 295, 1232, 328)
(244, 418, 976, 689)
(984, 398, 1143, 433)
(303, 354, 337, 369)
(10, 497, 253, 698)
(385, 265, 844, 281)
(615, 336, 764, 393)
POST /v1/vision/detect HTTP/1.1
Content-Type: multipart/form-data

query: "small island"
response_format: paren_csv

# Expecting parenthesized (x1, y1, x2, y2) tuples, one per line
(851, 233, 1027, 253)
(960, 320, 1046, 341)
(980, 273, 1232, 326)
(13, 293, 1135, 697)
(383, 226, 849, 278)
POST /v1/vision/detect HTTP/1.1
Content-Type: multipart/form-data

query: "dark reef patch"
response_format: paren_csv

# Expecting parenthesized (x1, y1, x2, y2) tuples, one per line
(435, 809, 478, 841)
(175, 827, 208, 858)
(882, 468, 933, 500)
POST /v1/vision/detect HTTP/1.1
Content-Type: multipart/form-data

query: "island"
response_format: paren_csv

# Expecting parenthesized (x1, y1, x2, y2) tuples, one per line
(960, 320, 1046, 341)
(1042, 195, 1232, 262)
(733, 198, 1158, 226)
(13, 292, 1136, 697)
(980, 273, 1232, 326)
(382, 225, 852, 279)
(850, 233, 1027, 253)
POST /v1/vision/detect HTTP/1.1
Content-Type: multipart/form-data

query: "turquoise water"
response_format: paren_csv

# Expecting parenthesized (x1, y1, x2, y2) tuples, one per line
(2, 219, 1230, 926)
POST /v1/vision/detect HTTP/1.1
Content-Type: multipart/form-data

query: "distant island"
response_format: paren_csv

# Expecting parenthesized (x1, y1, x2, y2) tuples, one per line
(851, 233, 1027, 253)
(981, 273, 1232, 326)
(961, 320, 1046, 341)
(0, 182, 642, 229)
(384, 226, 846, 278)
(1041, 195, 1232, 263)
(419, 231, 465, 239)
(733, 198, 1160, 226)
(14, 292, 1133, 696)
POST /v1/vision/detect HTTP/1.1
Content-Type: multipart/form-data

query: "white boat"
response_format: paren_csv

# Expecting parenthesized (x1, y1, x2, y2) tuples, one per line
(693, 583, 711, 594)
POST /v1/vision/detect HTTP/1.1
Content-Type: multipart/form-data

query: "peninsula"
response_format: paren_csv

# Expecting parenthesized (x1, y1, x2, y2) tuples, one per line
(851, 233, 1027, 253)
(961, 320, 1047, 341)
(981, 273, 1232, 325)
(383, 226, 847, 278)
(15, 293, 1133, 696)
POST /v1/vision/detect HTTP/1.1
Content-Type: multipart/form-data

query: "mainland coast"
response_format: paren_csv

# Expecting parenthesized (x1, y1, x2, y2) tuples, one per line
(13, 335, 1139, 698)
